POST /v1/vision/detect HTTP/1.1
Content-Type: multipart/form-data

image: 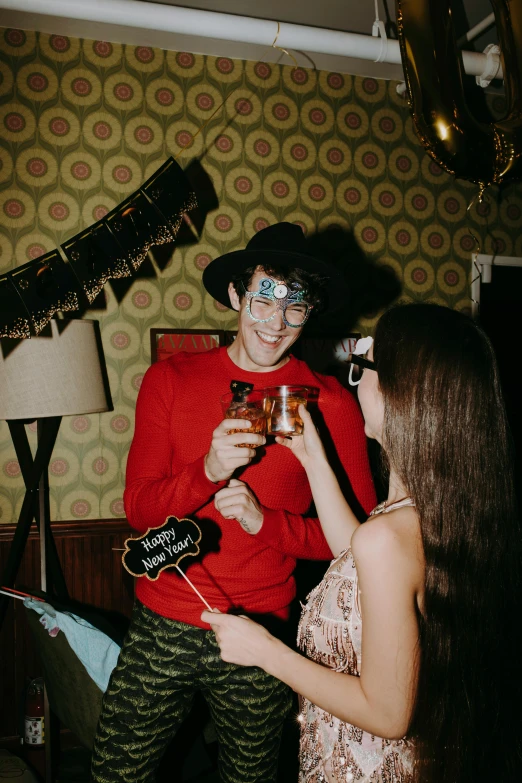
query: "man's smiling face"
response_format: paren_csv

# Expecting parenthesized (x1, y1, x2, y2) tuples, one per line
(227, 267, 306, 372)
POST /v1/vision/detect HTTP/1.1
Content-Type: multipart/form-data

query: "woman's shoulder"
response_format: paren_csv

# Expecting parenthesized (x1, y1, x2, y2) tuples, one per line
(351, 506, 424, 587)
(354, 503, 419, 547)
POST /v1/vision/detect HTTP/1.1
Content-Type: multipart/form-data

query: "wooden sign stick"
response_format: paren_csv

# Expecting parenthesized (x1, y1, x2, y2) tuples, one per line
(175, 565, 213, 611)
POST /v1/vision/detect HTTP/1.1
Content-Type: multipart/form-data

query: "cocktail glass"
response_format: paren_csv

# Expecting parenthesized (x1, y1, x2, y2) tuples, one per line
(221, 391, 267, 447)
(263, 386, 309, 436)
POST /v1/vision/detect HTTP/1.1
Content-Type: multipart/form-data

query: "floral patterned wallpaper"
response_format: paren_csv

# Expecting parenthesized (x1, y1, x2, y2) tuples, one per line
(1, 27, 521, 524)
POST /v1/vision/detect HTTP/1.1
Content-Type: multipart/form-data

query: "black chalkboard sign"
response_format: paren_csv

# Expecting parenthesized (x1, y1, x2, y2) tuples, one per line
(122, 516, 202, 581)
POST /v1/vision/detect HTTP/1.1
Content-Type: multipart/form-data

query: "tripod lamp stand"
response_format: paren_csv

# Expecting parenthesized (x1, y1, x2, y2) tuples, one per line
(0, 318, 112, 629)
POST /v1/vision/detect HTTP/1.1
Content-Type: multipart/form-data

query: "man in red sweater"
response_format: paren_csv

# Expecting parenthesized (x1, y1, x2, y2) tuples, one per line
(92, 223, 376, 783)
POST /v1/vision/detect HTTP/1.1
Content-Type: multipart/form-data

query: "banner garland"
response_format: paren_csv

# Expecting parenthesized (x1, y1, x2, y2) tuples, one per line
(0, 157, 197, 339)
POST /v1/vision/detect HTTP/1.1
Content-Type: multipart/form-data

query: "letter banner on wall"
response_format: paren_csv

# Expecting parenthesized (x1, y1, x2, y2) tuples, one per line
(0, 158, 197, 339)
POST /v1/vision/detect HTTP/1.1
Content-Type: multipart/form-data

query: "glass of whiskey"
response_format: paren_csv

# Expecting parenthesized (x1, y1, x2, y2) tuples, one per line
(221, 391, 267, 447)
(263, 386, 310, 436)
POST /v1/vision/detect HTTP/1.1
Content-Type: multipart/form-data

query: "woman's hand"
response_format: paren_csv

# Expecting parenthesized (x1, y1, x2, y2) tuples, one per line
(201, 610, 280, 670)
(275, 405, 327, 468)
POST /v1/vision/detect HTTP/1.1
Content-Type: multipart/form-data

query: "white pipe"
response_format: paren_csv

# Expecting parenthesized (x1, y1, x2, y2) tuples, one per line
(476, 253, 522, 273)
(458, 12, 495, 46)
(0, 0, 503, 79)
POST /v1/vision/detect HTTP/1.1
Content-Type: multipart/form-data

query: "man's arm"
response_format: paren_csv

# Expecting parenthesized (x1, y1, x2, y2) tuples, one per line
(214, 479, 334, 559)
(215, 385, 376, 560)
(124, 363, 264, 532)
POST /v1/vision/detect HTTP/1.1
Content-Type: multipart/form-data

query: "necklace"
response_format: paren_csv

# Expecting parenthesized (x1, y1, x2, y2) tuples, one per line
(369, 496, 415, 517)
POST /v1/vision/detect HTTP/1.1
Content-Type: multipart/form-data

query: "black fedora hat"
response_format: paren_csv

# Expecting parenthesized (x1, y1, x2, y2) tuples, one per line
(202, 222, 347, 312)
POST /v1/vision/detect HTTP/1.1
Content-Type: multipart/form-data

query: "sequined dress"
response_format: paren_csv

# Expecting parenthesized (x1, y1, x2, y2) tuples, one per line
(296, 500, 416, 782)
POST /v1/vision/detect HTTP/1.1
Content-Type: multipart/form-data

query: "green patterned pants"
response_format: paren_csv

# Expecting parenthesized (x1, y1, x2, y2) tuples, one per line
(91, 601, 293, 782)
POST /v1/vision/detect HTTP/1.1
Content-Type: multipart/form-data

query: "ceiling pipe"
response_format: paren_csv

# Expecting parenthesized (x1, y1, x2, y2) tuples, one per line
(0, 0, 503, 80)
(457, 12, 495, 47)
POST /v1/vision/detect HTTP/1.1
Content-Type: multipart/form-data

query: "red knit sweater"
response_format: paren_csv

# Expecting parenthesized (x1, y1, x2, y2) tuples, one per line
(124, 347, 376, 627)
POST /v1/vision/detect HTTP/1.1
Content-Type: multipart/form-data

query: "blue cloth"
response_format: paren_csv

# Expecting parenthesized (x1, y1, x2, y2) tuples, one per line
(24, 598, 120, 693)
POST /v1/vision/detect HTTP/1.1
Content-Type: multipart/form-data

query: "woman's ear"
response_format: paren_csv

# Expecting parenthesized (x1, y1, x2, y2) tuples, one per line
(228, 282, 240, 312)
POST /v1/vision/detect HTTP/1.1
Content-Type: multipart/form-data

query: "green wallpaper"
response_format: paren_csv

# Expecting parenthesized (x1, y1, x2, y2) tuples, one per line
(1, 27, 521, 524)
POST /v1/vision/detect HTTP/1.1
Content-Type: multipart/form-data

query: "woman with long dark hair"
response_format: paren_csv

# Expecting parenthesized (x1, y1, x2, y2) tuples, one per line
(203, 303, 521, 782)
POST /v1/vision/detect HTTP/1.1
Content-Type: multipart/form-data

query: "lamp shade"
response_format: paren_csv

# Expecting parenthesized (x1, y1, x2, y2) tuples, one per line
(0, 318, 112, 420)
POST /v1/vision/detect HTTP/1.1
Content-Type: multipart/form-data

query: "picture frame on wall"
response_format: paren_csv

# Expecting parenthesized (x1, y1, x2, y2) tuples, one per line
(150, 328, 225, 364)
(224, 330, 237, 346)
(149, 330, 362, 389)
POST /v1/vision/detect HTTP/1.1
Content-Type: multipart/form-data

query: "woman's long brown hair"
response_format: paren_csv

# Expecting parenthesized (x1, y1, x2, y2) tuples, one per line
(374, 303, 521, 781)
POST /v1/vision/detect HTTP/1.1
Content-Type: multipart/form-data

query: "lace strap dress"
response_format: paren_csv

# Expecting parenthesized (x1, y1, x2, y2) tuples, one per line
(296, 498, 416, 782)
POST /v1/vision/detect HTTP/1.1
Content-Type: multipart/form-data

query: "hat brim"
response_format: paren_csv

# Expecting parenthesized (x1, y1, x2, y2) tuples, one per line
(202, 248, 347, 312)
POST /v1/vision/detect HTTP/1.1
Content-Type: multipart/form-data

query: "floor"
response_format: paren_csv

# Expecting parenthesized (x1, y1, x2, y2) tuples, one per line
(11, 690, 300, 782)
(54, 740, 297, 782)
(56, 745, 220, 782)
(24, 714, 299, 782)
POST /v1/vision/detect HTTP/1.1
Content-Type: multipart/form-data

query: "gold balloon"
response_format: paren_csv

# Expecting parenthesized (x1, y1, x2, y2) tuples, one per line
(396, 0, 522, 189)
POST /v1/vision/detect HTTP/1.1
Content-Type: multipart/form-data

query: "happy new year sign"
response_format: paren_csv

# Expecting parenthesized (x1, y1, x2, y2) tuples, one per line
(122, 516, 202, 581)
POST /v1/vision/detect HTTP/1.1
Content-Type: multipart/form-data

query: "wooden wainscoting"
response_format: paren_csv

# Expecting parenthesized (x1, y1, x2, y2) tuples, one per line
(0, 519, 135, 743)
